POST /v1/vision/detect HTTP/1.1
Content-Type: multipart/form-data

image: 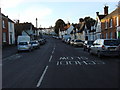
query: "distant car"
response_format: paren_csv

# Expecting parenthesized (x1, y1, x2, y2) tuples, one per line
(66, 38, 71, 44)
(70, 39, 74, 45)
(89, 39, 120, 58)
(83, 40, 94, 52)
(30, 40, 40, 49)
(38, 39, 45, 45)
(73, 39, 84, 47)
(18, 41, 33, 52)
(43, 38, 46, 43)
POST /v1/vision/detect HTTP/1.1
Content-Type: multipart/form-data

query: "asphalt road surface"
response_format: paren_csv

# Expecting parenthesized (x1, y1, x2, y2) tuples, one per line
(2, 35, 120, 88)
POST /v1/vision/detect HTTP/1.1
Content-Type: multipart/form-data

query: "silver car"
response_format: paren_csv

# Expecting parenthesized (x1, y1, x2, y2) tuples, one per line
(30, 40, 40, 49)
(18, 41, 33, 52)
(70, 39, 74, 45)
(89, 39, 120, 57)
(73, 39, 84, 47)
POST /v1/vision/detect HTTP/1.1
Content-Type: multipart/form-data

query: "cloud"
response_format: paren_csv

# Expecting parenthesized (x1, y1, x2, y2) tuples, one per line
(23, 0, 119, 2)
(1, 0, 24, 9)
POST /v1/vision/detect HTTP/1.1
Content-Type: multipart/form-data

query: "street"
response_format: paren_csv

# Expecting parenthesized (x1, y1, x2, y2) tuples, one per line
(2, 35, 120, 88)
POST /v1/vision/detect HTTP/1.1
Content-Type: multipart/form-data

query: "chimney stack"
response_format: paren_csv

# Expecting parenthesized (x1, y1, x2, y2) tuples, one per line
(96, 12, 99, 16)
(36, 18, 38, 28)
(104, 6, 108, 15)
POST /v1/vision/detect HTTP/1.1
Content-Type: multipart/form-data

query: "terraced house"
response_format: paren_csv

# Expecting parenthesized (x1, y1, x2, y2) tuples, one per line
(101, 6, 120, 39)
(2, 13, 15, 46)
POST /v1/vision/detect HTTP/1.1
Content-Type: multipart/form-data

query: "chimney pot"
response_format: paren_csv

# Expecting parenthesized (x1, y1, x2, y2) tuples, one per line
(104, 6, 108, 15)
(96, 12, 99, 16)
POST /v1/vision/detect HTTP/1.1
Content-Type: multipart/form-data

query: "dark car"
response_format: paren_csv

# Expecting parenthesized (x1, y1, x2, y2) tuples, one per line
(83, 40, 94, 52)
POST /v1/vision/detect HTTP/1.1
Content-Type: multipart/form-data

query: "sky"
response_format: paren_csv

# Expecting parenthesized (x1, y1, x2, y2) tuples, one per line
(0, 0, 120, 28)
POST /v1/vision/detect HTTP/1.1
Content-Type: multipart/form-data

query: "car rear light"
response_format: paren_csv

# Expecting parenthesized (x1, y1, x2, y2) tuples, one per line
(102, 45, 105, 50)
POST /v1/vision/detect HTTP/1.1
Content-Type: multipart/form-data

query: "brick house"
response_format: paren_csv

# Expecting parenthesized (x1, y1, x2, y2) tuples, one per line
(2, 13, 15, 46)
(95, 6, 108, 40)
(101, 7, 120, 39)
(2, 14, 9, 46)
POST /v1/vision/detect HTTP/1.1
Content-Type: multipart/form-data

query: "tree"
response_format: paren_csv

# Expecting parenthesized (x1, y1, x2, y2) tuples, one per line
(54, 19, 65, 35)
(84, 17, 96, 31)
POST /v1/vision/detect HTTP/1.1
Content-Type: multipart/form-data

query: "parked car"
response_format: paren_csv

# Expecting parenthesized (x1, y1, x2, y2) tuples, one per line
(38, 39, 45, 45)
(73, 39, 84, 47)
(30, 40, 40, 49)
(70, 39, 74, 45)
(43, 38, 46, 43)
(18, 41, 33, 52)
(83, 40, 94, 52)
(66, 38, 71, 44)
(89, 39, 120, 58)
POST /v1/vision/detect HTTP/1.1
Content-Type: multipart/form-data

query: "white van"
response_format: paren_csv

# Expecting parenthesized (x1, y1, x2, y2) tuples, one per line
(17, 36, 33, 52)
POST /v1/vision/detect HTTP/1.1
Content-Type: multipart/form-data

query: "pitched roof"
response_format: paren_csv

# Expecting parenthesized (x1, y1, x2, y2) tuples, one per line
(8, 18, 14, 23)
(103, 7, 120, 19)
(15, 22, 33, 31)
(97, 15, 106, 20)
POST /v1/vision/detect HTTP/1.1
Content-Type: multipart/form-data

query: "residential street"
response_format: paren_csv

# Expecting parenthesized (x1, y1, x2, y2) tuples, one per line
(2, 35, 120, 88)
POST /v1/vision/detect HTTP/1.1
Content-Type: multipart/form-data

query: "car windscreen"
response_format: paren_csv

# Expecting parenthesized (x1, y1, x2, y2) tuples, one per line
(104, 40, 120, 46)
(88, 41, 94, 45)
(19, 42, 28, 45)
(31, 42, 37, 44)
(75, 40, 83, 42)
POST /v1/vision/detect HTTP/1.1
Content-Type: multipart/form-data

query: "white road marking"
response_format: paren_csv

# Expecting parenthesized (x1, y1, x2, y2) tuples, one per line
(83, 61, 88, 65)
(3, 54, 22, 61)
(91, 61, 96, 65)
(36, 65, 48, 88)
(77, 61, 82, 65)
(57, 61, 59, 65)
(49, 55, 53, 62)
(77, 57, 81, 60)
(59, 57, 67, 60)
(52, 50, 54, 54)
(52, 46, 55, 54)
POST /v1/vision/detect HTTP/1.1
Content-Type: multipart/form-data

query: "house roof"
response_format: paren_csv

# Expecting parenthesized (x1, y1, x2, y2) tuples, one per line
(8, 18, 14, 23)
(15, 22, 34, 31)
(102, 7, 120, 19)
(97, 15, 106, 20)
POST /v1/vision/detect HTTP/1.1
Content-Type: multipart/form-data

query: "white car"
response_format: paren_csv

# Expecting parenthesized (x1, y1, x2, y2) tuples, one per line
(18, 41, 33, 52)
(70, 39, 74, 45)
(30, 40, 40, 49)
(89, 39, 120, 58)
(73, 39, 84, 47)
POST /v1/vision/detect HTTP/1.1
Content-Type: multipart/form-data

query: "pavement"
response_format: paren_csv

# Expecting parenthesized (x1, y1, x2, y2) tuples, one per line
(2, 45, 17, 58)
